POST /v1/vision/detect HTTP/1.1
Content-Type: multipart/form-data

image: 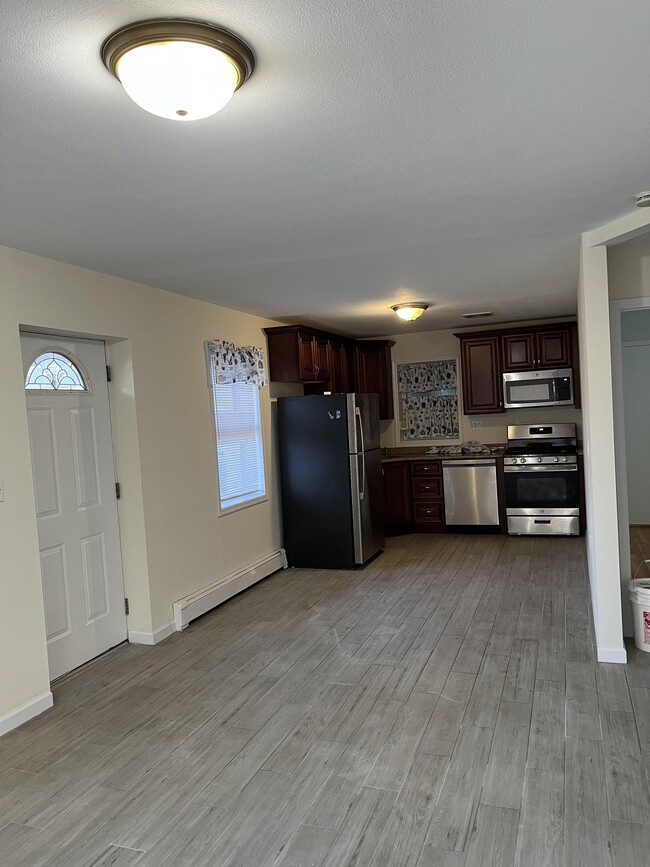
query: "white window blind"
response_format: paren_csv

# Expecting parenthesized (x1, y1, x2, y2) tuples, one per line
(211, 381, 266, 511)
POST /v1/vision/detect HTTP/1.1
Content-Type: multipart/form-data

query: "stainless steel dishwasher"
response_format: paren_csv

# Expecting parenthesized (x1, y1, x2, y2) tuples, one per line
(442, 459, 500, 529)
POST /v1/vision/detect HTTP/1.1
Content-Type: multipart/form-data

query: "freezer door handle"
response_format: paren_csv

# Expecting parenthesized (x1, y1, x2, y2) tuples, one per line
(358, 453, 365, 501)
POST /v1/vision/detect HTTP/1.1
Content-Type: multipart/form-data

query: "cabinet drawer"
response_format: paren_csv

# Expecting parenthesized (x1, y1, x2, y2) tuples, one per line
(411, 477, 443, 500)
(413, 502, 445, 523)
(410, 460, 441, 477)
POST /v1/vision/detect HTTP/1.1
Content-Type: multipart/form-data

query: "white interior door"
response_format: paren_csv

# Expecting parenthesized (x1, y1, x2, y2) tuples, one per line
(21, 333, 127, 680)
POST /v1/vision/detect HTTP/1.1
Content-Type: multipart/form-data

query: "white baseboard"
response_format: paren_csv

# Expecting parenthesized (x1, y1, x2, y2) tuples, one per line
(128, 621, 176, 646)
(0, 691, 53, 737)
(173, 548, 288, 631)
(597, 646, 628, 664)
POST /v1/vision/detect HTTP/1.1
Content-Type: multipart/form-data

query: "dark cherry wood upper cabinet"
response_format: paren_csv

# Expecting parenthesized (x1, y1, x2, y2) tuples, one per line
(458, 336, 503, 414)
(327, 339, 351, 394)
(353, 340, 396, 420)
(501, 332, 536, 371)
(264, 325, 330, 382)
(502, 327, 572, 371)
(537, 329, 572, 369)
(383, 461, 412, 536)
(297, 332, 317, 379)
(314, 335, 329, 381)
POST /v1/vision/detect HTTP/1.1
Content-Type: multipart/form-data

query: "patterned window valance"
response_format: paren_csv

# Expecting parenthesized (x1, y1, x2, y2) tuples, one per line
(207, 340, 268, 389)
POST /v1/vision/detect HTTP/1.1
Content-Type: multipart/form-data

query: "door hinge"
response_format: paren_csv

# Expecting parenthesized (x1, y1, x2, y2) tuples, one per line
(124, 598, 129, 616)
(106, 365, 112, 382)
(115, 482, 121, 500)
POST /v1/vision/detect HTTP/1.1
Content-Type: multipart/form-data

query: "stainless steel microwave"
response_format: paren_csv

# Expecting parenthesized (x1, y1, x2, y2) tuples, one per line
(503, 368, 574, 409)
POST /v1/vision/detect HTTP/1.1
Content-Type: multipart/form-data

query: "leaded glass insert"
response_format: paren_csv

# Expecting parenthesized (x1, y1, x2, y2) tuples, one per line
(25, 352, 87, 391)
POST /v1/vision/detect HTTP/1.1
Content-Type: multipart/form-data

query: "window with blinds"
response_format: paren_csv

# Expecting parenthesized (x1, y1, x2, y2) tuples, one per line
(211, 382, 266, 512)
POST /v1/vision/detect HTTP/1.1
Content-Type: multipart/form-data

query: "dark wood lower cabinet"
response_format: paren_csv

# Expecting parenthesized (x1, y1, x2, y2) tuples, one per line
(382, 461, 412, 536)
(383, 459, 446, 535)
(410, 460, 446, 533)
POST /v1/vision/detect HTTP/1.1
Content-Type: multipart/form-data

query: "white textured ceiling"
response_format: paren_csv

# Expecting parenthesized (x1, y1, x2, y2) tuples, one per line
(1, 1, 649, 336)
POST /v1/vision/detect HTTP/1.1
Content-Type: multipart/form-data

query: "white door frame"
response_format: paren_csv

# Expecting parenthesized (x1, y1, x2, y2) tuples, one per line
(609, 296, 650, 636)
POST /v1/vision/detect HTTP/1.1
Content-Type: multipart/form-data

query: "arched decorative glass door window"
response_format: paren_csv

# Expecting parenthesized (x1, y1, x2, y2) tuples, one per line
(25, 351, 88, 391)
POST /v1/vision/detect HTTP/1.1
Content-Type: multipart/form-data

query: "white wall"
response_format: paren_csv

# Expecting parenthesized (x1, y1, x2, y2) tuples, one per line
(608, 235, 650, 300)
(380, 321, 581, 449)
(0, 245, 283, 725)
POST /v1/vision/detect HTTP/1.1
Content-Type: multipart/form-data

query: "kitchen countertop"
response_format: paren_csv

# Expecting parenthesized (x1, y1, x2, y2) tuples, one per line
(382, 447, 505, 463)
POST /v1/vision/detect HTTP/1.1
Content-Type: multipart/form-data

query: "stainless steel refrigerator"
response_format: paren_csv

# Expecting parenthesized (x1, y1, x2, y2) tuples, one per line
(277, 393, 385, 569)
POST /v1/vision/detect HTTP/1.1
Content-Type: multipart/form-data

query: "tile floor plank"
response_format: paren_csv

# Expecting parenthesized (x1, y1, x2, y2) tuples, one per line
(423, 724, 494, 853)
(463, 804, 519, 867)
(481, 701, 530, 810)
(610, 819, 650, 867)
(564, 737, 613, 867)
(566, 661, 602, 741)
(514, 768, 564, 867)
(600, 709, 650, 823)
(527, 679, 566, 774)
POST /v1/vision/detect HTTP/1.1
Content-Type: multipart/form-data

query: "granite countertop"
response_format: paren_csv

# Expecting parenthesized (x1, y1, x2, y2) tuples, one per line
(382, 445, 505, 463)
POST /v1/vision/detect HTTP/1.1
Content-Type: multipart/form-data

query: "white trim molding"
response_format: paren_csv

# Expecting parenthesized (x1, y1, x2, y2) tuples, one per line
(597, 646, 628, 665)
(173, 549, 288, 631)
(609, 296, 650, 638)
(128, 621, 176, 646)
(0, 691, 53, 736)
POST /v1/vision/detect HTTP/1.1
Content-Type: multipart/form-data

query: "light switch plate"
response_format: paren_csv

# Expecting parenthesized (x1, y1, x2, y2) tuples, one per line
(0, 479, 4, 502)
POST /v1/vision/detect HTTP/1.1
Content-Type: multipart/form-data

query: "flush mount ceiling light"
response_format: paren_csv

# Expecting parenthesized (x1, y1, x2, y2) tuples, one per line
(636, 192, 650, 208)
(391, 303, 429, 322)
(101, 19, 255, 121)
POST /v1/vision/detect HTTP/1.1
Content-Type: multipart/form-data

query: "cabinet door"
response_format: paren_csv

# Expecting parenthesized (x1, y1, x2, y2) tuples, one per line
(459, 337, 503, 414)
(298, 333, 317, 379)
(537, 329, 572, 369)
(502, 332, 535, 371)
(328, 340, 351, 393)
(314, 336, 329, 381)
(383, 462, 412, 535)
(353, 343, 394, 419)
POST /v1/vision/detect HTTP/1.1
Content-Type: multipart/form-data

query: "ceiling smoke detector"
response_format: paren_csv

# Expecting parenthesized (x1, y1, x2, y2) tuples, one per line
(462, 311, 494, 319)
(636, 192, 650, 208)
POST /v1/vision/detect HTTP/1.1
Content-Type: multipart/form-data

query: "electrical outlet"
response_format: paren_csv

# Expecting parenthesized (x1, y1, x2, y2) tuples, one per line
(471, 420, 482, 430)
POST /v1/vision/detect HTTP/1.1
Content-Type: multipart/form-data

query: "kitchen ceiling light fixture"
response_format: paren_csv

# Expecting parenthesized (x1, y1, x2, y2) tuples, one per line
(391, 303, 429, 322)
(636, 192, 650, 208)
(101, 19, 255, 121)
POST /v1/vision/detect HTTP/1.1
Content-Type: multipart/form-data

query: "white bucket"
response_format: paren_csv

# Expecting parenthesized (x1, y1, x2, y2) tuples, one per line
(629, 580, 650, 652)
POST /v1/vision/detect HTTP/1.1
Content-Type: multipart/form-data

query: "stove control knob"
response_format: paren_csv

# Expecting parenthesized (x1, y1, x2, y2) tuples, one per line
(520, 458, 527, 464)
(554, 456, 559, 463)
(537, 457, 543, 463)
(561, 456, 567, 463)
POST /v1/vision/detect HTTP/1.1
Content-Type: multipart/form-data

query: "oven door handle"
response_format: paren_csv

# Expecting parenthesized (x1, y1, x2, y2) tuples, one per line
(504, 464, 578, 473)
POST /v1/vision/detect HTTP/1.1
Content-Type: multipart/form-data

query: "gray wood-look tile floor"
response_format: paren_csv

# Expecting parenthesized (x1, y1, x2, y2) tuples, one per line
(2, 533, 650, 866)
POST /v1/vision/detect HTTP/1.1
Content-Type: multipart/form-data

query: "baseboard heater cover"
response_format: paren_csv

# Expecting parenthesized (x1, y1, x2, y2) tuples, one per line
(173, 548, 287, 631)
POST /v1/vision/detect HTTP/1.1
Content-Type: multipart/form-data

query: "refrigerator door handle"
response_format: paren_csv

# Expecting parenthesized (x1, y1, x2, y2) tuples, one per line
(358, 453, 365, 501)
(355, 406, 365, 454)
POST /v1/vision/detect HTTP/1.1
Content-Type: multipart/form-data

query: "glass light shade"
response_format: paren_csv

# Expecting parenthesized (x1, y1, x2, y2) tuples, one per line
(392, 304, 428, 322)
(115, 40, 240, 121)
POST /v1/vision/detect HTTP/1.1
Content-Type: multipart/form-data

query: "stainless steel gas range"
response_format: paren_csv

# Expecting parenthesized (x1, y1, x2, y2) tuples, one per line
(504, 423, 580, 536)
